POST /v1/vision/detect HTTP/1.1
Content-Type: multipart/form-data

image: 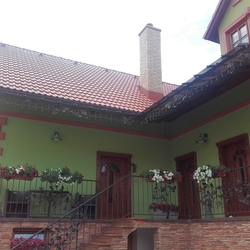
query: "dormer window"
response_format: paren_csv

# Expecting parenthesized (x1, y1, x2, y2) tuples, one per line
(231, 24, 249, 48)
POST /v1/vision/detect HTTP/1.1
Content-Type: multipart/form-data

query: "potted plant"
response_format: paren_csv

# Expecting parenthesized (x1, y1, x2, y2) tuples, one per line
(149, 183, 179, 220)
(0, 163, 39, 180)
(193, 165, 229, 218)
(40, 166, 84, 188)
(150, 203, 179, 220)
(139, 168, 183, 183)
(10, 237, 45, 250)
(193, 165, 230, 184)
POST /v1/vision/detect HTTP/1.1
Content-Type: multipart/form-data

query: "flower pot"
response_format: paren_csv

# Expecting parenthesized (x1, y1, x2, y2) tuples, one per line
(147, 175, 154, 182)
(151, 208, 168, 221)
(147, 175, 174, 183)
(213, 171, 226, 178)
(12, 175, 35, 181)
(164, 179, 174, 184)
(168, 211, 179, 220)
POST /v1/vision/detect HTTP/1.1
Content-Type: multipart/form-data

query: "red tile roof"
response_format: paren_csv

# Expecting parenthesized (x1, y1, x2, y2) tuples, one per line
(0, 44, 178, 113)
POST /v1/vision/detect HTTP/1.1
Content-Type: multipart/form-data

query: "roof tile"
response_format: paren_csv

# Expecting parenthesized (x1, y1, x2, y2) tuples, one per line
(0, 44, 178, 112)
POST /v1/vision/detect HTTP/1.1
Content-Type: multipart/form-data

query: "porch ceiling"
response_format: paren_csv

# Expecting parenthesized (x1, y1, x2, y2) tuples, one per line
(140, 43, 250, 123)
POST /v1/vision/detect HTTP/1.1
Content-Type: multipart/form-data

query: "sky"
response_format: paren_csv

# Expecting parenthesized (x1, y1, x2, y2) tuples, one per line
(0, 0, 221, 85)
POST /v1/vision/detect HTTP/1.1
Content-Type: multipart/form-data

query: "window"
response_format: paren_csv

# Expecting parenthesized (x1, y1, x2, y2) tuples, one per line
(13, 228, 45, 239)
(222, 8, 250, 53)
(14, 233, 44, 239)
(231, 24, 249, 48)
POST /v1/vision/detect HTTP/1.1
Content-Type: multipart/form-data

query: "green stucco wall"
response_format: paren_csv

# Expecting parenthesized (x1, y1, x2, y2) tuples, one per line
(0, 116, 171, 178)
(170, 104, 250, 167)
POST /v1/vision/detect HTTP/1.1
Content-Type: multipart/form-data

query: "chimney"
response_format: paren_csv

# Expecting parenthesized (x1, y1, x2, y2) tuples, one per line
(138, 23, 163, 101)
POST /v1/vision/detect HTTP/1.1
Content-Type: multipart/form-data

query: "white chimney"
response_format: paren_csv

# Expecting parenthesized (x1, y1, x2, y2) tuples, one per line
(138, 23, 163, 101)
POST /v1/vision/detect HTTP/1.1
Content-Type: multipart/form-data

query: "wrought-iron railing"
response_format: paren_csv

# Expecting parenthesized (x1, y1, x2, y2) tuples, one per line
(4, 166, 250, 249)
(8, 175, 132, 249)
(0, 177, 100, 218)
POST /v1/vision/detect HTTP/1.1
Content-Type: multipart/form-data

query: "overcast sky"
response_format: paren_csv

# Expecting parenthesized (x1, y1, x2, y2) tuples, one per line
(1, 0, 221, 85)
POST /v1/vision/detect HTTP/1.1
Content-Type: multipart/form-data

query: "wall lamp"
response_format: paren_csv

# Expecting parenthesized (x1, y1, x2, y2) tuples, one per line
(196, 133, 208, 143)
(131, 163, 137, 173)
(51, 131, 62, 141)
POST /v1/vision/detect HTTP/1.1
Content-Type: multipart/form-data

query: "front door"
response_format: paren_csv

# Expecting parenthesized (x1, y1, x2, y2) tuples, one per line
(96, 151, 131, 219)
(217, 134, 250, 216)
(175, 152, 201, 219)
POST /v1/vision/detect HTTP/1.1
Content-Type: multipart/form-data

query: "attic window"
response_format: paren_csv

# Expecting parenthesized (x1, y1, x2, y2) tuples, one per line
(231, 24, 249, 48)
(223, 7, 250, 53)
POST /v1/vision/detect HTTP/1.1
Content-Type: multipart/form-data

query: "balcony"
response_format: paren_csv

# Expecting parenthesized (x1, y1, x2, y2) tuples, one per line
(1, 166, 250, 221)
(4, 166, 250, 249)
(0, 177, 99, 219)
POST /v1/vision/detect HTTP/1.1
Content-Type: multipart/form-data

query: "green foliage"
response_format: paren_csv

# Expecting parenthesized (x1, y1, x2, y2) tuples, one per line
(40, 166, 84, 188)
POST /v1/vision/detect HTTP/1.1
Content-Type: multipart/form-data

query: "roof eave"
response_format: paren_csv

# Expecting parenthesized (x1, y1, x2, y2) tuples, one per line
(140, 43, 250, 123)
(203, 0, 231, 44)
(0, 88, 139, 116)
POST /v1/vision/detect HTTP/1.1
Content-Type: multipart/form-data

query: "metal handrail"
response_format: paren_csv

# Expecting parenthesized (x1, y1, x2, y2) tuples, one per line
(10, 174, 131, 249)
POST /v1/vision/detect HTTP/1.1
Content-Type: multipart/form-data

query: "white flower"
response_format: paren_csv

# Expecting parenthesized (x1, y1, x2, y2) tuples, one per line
(193, 165, 213, 184)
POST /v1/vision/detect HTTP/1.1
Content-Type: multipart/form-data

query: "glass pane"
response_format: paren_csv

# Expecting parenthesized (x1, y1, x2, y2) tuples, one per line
(108, 171, 113, 203)
(101, 165, 107, 172)
(241, 34, 249, 43)
(101, 163, 120, 173)
(240, 25, 247, 37)
(231, 31, 239, 43)
(14, 233, 44, 239)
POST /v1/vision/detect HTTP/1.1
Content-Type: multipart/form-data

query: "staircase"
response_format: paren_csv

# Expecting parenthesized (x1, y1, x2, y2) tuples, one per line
(82, 219, 136, 250)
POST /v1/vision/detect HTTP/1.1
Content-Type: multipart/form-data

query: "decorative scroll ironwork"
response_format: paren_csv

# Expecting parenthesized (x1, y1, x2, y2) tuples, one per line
(8, 166, 250, 249)
(142, 44, 250, 122)
(0, 94, 138, 125)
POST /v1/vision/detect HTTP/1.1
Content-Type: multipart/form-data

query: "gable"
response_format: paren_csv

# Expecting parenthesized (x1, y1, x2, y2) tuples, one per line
(204, 0, 249, 51)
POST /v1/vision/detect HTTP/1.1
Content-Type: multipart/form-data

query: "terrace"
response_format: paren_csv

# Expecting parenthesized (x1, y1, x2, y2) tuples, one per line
(1, 166, 250, 249)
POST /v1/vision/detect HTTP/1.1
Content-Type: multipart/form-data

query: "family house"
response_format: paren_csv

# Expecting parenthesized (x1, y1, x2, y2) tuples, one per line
(1, 0, 250, 249)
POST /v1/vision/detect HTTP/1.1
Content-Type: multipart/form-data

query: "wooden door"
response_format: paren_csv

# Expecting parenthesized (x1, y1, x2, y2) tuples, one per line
(217, 134, 250, 216)
(175, 152, 201, 219)
(96, 152, 131, 219)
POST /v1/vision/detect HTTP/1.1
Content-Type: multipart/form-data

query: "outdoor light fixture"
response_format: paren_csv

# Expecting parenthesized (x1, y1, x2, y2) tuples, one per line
(196, 133, 208, 143)
(51, 131, 62, 141)
(131, 163, 137, 173)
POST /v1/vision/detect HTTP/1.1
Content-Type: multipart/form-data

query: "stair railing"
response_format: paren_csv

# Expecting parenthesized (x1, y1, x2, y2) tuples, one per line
(10, 174, 132, 250)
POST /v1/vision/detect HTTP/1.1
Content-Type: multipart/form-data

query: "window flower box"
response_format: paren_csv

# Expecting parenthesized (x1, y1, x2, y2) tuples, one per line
(140, 168, 182, 183)
(0, 163, 38, 180)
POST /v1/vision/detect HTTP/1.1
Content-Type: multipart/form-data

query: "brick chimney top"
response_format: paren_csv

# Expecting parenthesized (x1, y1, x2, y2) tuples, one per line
(138, 24, 163, 101)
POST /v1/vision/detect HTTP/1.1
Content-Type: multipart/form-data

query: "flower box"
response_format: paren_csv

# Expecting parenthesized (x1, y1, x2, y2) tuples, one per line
(151, 209, 179, 220)
(140, 169, 182, 183)
(168, 210, 179, 220)
(12, 175, 35, 181)
(10, 237, 45, 250)
(0, 163, 38, 180)
(147, 175, 174, 184)
(213, 171, 227, 178)
(151, 208, 168, 221)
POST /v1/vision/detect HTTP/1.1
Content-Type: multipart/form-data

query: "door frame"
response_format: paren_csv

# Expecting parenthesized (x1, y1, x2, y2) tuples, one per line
(96, 151, 132, 190)
(175, 152, 201, 219)
(216, 133, 250, 165)
(96, 151, 132, 218)
(216, 133, 250, 216)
